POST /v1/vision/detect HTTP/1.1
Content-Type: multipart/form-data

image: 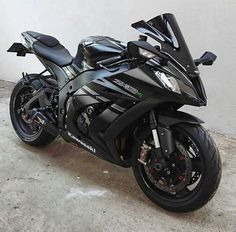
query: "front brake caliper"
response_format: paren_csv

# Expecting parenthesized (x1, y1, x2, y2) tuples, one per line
(138, 143, 151, 166)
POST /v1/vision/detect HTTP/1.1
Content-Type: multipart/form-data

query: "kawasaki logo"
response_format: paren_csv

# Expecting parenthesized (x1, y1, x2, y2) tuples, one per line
(68, 132, 96, 153)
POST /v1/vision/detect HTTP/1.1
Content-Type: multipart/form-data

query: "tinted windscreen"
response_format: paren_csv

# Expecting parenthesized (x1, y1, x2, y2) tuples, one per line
(132, 13, 198, 76)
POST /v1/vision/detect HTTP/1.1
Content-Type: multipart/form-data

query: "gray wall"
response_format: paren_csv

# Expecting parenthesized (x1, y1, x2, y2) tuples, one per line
(0, 0, 235, 136)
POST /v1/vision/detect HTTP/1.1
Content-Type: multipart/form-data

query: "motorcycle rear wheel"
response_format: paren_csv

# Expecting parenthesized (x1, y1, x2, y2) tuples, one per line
(9, 78, 57, 146)
(132, 123, 222, 212)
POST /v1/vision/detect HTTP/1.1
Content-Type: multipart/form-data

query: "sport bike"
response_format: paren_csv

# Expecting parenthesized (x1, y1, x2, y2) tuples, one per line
(8, 13, 221, 212)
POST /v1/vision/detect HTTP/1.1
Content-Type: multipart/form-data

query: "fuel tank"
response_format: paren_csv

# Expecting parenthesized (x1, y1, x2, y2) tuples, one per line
(73, 36, 126, 69)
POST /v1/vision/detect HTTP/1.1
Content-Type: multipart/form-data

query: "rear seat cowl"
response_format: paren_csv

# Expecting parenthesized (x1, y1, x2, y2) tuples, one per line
(37, 35, 59, 47)
(26, 31, 59, 47)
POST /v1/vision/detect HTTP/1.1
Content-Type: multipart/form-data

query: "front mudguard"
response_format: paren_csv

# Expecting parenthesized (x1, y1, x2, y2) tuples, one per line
(158, 110, 204, 126)
(156, 110, 204, 157)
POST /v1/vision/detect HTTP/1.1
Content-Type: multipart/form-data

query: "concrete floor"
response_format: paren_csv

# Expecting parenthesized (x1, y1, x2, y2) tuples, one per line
(0, 80, 236, 232)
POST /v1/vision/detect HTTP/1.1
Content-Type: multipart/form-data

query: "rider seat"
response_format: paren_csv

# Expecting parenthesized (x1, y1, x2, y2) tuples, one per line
(27, 31, 73, 67)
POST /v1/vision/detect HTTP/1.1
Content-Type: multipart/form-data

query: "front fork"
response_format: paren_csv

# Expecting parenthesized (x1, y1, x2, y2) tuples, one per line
(138, 109, 175, 165)
(150, 110, 161, 149)
(150, 109, 175, 156)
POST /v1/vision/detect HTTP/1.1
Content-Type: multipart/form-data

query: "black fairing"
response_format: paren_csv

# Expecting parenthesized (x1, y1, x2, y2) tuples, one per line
(64, 62, 205, 166)
(132, 13, 199, 77)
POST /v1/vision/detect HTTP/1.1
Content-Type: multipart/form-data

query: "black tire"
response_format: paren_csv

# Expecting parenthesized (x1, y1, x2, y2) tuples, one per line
(132, 123, 222, 212)
(10, 77, 57, 146)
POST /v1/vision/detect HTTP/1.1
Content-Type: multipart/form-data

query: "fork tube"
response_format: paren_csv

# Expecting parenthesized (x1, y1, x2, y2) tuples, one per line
(150, 109, 160, 148)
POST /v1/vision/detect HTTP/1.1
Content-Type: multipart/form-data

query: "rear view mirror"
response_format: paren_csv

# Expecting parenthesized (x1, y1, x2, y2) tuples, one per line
(194, 51, 217, 66)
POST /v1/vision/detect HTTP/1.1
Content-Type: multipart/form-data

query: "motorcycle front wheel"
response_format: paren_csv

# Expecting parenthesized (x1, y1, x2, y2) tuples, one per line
(132, 123, 222, 212)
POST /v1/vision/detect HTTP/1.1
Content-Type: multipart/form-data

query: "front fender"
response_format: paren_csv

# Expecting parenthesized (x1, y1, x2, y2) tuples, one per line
(158, 110, 204, 126)
(155, 110, 204, 157)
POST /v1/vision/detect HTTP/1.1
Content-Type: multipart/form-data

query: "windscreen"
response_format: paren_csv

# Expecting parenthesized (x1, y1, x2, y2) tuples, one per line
(132, 13, 198, 76)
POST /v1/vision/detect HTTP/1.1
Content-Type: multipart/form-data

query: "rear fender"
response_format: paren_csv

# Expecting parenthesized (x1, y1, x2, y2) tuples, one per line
(7, 43, 32, 56)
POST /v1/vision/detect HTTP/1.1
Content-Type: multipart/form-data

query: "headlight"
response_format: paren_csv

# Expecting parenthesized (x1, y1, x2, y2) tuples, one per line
(155, 71, 181, 94)
(138, 48, 156, 59)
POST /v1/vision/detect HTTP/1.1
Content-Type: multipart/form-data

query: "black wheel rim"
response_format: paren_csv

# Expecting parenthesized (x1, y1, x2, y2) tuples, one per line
(13, 85, 42, 138)
(139, 128, 204, 201)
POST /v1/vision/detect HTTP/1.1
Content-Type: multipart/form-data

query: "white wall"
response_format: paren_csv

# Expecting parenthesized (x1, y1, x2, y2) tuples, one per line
(0, 0, 236, 136)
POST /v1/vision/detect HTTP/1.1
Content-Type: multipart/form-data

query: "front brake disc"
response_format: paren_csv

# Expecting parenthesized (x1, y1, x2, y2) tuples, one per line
(144, 141, 192, 193)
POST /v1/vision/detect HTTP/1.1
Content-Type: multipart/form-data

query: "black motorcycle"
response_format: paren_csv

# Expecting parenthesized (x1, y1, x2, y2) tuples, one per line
(8, 13, 221, 212)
